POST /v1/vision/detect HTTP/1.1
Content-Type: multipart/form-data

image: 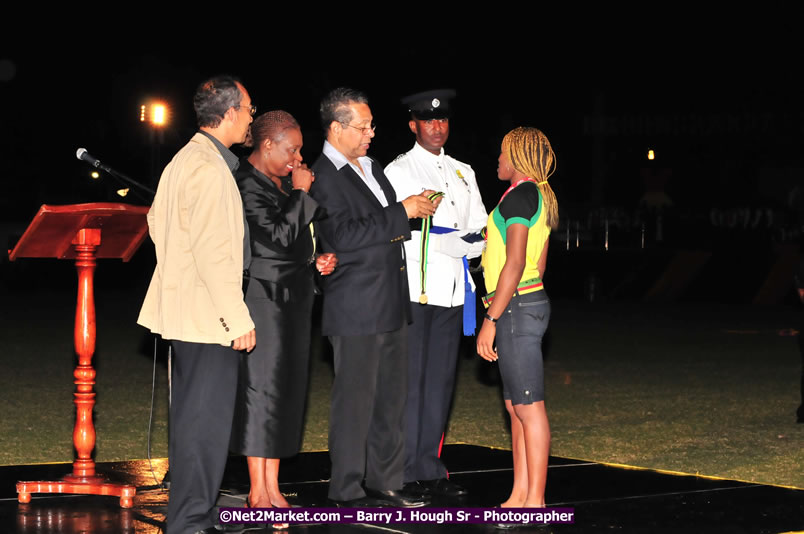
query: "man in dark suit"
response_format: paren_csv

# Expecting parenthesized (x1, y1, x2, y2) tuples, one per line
(311, 87, 438, 507)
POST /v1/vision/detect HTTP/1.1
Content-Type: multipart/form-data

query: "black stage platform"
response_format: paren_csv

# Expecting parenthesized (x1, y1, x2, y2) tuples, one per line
(2, 445, 802, 533)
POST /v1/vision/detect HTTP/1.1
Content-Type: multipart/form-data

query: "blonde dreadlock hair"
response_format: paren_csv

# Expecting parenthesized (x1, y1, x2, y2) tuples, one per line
(501, 127, 559, 229)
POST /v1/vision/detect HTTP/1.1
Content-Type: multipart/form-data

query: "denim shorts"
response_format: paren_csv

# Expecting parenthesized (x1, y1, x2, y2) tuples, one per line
(495, 290, 551, 405)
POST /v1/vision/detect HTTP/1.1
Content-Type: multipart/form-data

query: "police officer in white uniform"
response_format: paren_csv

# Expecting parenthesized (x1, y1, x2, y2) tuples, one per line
(385, 89, 487, 498)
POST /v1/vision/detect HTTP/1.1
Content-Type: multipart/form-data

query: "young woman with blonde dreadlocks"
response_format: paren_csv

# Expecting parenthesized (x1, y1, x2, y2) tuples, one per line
(477, 127, 558, 511)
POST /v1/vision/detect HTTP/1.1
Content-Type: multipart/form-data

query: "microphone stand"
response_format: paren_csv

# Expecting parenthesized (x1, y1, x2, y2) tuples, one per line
(79, 152, 155, 204)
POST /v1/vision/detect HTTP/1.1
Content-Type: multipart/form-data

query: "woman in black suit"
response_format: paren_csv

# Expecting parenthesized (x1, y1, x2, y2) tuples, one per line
(231, 110, 336, 508)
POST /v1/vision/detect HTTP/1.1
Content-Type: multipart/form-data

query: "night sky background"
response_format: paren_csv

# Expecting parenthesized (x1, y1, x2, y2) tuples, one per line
(2, 14, 803, 298)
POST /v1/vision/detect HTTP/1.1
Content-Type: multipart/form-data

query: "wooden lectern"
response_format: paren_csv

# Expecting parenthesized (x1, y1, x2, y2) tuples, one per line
(9, 203, 150, 508)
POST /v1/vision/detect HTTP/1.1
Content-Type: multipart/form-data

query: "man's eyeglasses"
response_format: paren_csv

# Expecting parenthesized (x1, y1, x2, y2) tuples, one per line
(238, 104, 257, 116)
(341, 122, 376, 135)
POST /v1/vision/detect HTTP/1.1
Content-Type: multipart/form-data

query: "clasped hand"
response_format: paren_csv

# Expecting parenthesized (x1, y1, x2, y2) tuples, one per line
(291, 163, 314, 193)
(316, 252, 337, 276)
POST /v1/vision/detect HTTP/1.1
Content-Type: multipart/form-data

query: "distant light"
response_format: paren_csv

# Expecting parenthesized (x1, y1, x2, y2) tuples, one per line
(151, 104, 167, 126)
(90, 171, 100, 180)
(117, 188, 130, 197)
(140, 102, 169, 127)
(647, 149, 655, 161)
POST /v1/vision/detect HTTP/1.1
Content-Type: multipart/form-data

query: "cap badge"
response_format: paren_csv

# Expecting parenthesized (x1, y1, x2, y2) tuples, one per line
(432, 98, 441, 108)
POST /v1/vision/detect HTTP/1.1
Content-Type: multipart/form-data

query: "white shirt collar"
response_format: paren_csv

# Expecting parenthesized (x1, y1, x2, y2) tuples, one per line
(322, 140, 372, 174)
(321, 140, 387, 207)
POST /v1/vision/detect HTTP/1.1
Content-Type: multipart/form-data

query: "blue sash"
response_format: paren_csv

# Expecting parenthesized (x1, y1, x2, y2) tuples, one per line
(430, 226, 476, 336)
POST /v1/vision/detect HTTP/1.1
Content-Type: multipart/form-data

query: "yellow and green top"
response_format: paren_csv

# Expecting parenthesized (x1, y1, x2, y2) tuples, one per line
(481, 180, 550, 300)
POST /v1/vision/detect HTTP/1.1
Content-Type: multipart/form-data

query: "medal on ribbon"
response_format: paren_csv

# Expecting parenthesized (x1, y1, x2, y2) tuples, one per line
(419, 191, 445, 305)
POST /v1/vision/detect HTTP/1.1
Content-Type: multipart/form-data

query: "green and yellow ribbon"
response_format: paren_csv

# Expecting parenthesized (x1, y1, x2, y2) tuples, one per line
(418, 192, 445, 304)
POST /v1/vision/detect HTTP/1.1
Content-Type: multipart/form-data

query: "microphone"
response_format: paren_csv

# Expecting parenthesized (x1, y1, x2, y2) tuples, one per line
(76, 148, 102, 168)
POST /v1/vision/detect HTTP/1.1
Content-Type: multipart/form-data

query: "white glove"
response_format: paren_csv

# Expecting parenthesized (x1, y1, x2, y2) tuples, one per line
(466, 239, 486, 259)
(433, 232, 474, 258)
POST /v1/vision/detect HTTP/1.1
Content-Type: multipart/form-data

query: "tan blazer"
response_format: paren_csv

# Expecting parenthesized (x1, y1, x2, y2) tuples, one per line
(138, 133, 254, 346)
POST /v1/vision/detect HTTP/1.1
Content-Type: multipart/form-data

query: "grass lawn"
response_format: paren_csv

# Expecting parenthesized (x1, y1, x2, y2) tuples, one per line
(1, 268, 801, 489)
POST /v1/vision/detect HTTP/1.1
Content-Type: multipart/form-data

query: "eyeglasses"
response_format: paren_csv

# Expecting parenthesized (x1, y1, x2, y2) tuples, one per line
(238, 104, 257, 116)
(341, 122, 376, 135)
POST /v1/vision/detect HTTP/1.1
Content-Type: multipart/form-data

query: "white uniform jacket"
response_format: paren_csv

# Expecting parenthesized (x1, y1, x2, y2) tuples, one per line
(385, 142, 487, 307)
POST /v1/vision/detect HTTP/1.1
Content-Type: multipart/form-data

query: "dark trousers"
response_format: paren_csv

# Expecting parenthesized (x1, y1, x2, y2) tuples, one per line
(168, 340, 239, 534)
(405, 304, 462, 482)
(328, 326, 407, 501)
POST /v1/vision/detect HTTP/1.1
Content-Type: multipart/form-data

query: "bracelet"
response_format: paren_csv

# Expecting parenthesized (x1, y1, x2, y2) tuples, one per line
(484, 313, 498, 323)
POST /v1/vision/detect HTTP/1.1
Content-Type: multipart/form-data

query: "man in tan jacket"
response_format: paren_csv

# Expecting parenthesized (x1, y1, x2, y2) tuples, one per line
(138, 75, 256, 534)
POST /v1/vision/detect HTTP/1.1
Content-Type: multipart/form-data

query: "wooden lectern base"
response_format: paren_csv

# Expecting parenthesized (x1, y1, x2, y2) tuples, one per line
(16, 479, 136, 508)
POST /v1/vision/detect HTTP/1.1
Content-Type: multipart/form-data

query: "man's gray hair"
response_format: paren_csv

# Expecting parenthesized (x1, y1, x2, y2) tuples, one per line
(319, 87, 368, 132)
(193, 75, 243, 128)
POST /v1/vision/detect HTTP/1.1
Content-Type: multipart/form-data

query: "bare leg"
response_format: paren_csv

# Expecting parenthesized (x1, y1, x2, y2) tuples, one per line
(265, 458, 290, 508)
(248, 457, 289, 529)
(500, 399, 528, 507)
(512, 401, 550, 507)
(246, 456, 271, 508)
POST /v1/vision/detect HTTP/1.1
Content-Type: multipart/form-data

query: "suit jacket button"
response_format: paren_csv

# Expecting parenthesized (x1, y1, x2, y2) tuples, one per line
(225, 327, 230, 332)
(220, 318, 225, 322)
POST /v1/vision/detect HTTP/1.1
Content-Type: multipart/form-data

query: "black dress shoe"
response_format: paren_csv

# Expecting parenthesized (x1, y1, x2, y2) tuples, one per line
(214, 524, 246, 533)
(419, 478, 468, 497)
(364, 487, 430, 508)
(401, 481, 429, 498)
(328, 496, 382, 508)
(496, 521, 548, 530)
(195, 527, 238, 534)
(494, 518, 550, 530)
